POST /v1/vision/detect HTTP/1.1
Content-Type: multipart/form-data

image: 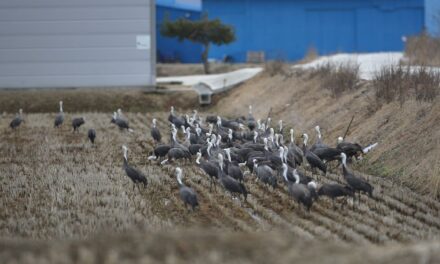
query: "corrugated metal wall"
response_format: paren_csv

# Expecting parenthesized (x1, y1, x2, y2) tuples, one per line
(0, 0, 155, 88)
(425, 0, 440, 36)
(156, 5, 202, 63)
(204, 0, 424, 62)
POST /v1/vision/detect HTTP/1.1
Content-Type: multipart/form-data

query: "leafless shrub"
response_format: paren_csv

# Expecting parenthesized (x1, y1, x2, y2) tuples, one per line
(312, 62, 360, 97)
(404, 32, 440, 67)
(374, 65, 440, 106)
(265, 59, 292, 78)
(303, 46, 319, 63)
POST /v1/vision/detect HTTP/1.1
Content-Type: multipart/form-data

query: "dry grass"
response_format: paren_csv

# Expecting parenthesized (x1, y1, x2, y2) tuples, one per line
(212, 71, 440, 199)
(404, 32, 440, 67)
(0, 88, 198, 114)
(310, 62, 360, 97)
(264, 59, 292, 78)
(374, 65, 440, 107)
(1, 231, 440, 264)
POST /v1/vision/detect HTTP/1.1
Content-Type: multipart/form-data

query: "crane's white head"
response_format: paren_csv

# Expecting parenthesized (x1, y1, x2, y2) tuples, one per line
(252, 158, 257, 165)
(340, 152, 347, 166)
(207, 141, 213, 156)
(117, 109, 122, 115)
(59, 101, 63, 112)
(152, 118, 157, 125)
(19, 108, 23, 115)
(170, 106, 175, 114)
(217, 134, 222, 144)
(218, 153, 224, 168)
(249, 105, 253, 113)
(308, 181, 317, 190)
(293, 169, 300, 184)
(253, 131, 258, 142)
(282, 163, 288, 181)
(315, 126, 322, 138)
(175, 167, 183, 185)
(337, 136, 344, 144)
(302, 133, 309, 145)
(122, 145, 128, 160)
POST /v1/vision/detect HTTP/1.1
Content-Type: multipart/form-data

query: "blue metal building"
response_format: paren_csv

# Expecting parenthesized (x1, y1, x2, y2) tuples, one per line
(203, 0, 425, 62)
(156, 0, 202, 63)
(425, 0, 440, 36)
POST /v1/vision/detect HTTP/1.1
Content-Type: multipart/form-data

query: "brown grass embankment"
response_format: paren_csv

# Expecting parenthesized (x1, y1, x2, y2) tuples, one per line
(211, 70, 440, 198)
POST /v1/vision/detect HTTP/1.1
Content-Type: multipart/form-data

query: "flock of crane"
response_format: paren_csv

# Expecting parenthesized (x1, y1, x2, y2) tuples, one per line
(8, 102, 378, 212)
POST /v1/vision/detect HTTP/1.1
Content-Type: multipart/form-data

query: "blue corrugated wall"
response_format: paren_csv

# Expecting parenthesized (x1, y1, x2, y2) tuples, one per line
(157, 5, 202, 63)
(204, 0, 424, 62)
(425, 0, 440, 36)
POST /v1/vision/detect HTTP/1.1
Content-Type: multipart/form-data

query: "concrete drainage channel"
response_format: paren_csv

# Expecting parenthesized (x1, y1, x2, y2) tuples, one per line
(156, 68, 263, 105)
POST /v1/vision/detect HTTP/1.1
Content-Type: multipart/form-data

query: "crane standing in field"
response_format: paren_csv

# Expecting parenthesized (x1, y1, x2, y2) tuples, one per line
(72, 117, 85, 132)
(122, 145, 148, 190)
(88, 128, 96, 144)
(10, 109, 24, 129)
(54, 101, 64, 128)
(175, 167, 199, 211)
(341, 152, 373, 203)
(151, 118, 161, 143)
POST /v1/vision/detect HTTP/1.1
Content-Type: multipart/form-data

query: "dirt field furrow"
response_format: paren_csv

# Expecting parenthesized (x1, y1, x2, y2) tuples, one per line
(1, 112, 440, 245)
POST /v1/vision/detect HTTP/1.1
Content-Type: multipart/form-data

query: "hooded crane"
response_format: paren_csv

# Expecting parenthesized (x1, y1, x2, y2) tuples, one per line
(122, 145, 147, 190)
(253, 159, 278, 188)
(310, 125, 328, 152)
(341, 153, 373, 200)
(281, 163, 312, 185)
(195, 151, 219, 191)
(224, 148, 244, 182)
(175, 167, 199, 211)
(218, 154, 248, 201)
(287, 129, 304, 166)
(247, 105, 256, 131)
(114, 110, 133, 132)
(72, 117, 85, 132)
(148, 144, 171, 163)
(88, 129, 96, 144)
(168, 106, 186, 128)
(151, 118, 161, 143)
(302, 133, 327, 175)
(282, 167, 317, 211)
(10, 109, 24, 129)
(54, 101, 64, 128)
(317, 183, 354, 208)
(337, 137, 378, 160)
